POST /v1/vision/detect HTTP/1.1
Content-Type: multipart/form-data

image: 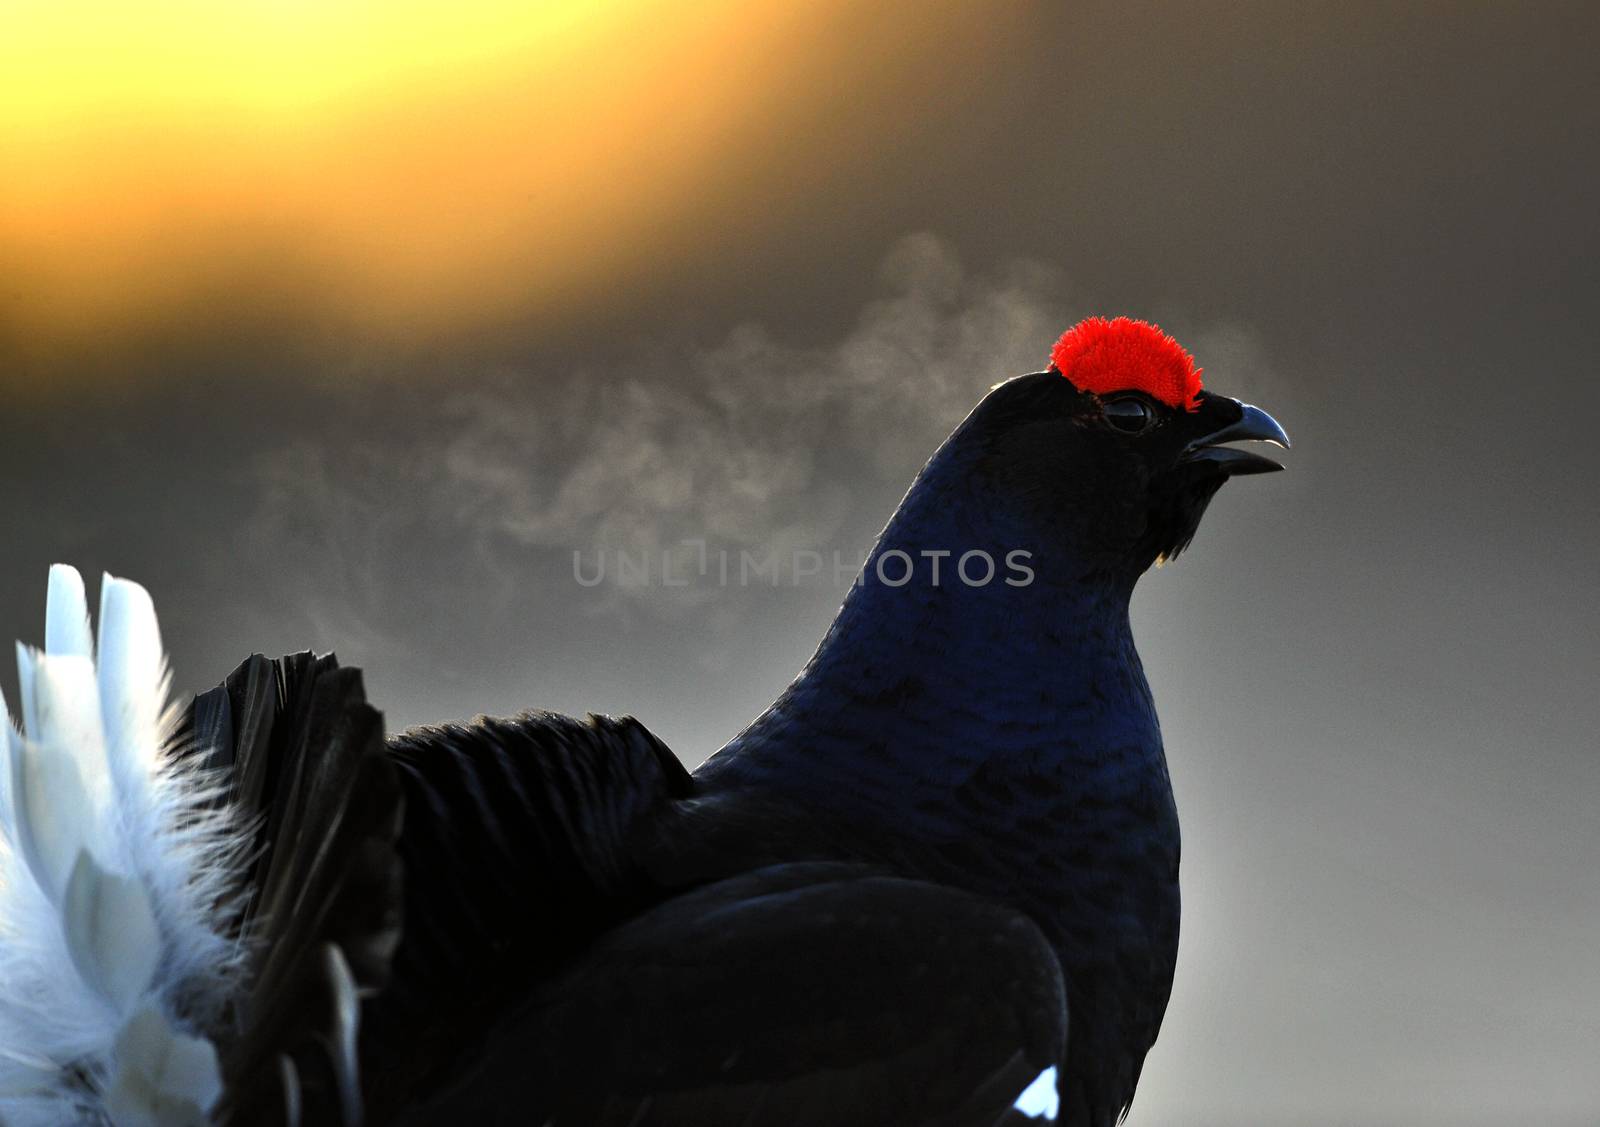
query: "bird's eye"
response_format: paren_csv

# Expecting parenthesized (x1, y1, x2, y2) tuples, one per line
(1102, 397, 1155, 434)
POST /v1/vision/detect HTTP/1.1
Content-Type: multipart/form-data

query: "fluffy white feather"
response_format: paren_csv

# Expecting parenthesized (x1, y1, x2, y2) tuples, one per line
(0, 566, 246, 1126)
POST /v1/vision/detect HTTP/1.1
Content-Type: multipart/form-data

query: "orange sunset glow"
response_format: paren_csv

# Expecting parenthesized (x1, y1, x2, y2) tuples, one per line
(1, 0, 1013, 382)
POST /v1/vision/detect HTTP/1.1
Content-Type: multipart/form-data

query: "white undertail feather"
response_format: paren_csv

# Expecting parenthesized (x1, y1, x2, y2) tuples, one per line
(0, 566, 248, 1125)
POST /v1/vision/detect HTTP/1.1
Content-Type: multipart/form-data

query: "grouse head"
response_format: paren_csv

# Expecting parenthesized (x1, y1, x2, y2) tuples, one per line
(951, 316, 1290, 578)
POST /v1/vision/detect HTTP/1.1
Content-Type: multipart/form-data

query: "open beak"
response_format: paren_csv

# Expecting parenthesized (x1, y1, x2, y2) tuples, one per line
(1182, 400, 1291, 475)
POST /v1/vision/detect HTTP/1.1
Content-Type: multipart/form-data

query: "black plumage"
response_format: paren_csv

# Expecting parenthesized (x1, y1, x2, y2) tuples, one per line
(195, 345, 1288, 1126)
(185, 653, 404, 1126)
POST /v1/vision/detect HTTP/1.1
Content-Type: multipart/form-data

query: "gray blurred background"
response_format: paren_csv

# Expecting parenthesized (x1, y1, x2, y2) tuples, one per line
(3, 3, 1597, 1123)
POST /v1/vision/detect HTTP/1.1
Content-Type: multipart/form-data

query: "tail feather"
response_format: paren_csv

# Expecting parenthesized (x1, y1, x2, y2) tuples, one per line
(188, 652, 404, 1127)
(0, 566, 243, 1125)
(1, 568, 406, 1124)
(45, 565, 93, 660)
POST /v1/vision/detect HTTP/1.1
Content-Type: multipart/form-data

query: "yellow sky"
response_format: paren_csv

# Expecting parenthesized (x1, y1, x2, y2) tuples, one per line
(1, 0, 1007, 377)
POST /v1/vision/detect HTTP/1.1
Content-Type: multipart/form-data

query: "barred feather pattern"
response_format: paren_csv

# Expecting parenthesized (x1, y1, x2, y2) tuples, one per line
(0, 566, 248, 1126)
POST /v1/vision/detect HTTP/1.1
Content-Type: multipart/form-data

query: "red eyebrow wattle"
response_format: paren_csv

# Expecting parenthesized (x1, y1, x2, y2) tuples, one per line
(1049, 316, 1203, 412)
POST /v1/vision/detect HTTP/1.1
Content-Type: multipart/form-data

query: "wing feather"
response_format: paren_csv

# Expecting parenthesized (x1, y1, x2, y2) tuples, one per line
(412, 863, 1067, 1127)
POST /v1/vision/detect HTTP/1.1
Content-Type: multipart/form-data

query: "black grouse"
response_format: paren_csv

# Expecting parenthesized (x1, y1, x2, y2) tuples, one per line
(0, 316, 1288, 1126)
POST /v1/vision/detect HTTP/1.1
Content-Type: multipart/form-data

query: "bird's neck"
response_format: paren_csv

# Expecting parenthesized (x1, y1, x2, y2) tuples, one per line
(703, 441, 1167, 843)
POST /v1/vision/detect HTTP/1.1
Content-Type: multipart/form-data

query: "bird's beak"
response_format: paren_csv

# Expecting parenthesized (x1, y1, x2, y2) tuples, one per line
(1182, 400, 1291, 475)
